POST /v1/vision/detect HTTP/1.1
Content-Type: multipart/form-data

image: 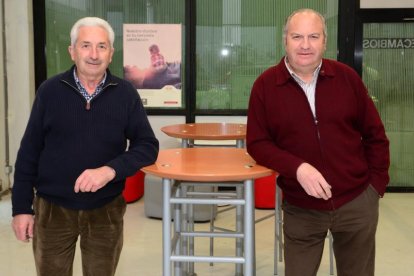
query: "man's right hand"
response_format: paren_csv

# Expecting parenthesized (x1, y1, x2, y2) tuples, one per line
(12, 214, 34, 242)
(296, 162, 332, 200)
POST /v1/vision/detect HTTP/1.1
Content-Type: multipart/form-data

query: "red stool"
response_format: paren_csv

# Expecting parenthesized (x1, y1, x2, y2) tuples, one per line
(254, 172, 277, 209)
(122, 171, 145, 203)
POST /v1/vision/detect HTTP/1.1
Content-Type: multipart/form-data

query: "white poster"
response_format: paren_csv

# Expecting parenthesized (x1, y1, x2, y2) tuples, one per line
(123, 24, 182, 107)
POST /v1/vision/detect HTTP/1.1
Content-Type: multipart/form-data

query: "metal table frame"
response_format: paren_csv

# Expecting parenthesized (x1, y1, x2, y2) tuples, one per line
(162, 178, 256, 276)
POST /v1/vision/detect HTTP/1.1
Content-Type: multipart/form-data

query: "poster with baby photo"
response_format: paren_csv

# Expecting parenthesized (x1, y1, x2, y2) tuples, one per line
(123, 24, 182, 108)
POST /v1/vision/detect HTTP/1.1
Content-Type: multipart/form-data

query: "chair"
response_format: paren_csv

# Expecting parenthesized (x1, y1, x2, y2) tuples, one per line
(274, 183, 335, 275)
(122, 171, 145, 203)
(255, 173, 277, 208)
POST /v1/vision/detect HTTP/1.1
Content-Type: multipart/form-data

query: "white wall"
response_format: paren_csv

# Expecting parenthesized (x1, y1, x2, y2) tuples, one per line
(5, 0, 35, 162)
(148, 115, 185, 149)
(195, 115, 247, 145)
(361, 0, 414, 8)
(0, 0, 34, 190)
(195, 115, 246, 124)
(0, 0, 6, 191)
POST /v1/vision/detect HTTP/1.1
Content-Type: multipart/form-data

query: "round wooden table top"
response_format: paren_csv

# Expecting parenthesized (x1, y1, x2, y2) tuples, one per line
(160, 123, 246, 140)
(142, 148, 272, 182)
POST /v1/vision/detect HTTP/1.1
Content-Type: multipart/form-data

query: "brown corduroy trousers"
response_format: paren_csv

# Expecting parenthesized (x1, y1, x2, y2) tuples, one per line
(282, 184, 380, 276)
(32, 195, 126, 276)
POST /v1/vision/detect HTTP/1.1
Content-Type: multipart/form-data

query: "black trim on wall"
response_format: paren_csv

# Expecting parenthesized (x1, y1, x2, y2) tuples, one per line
(387, 187, 414, 193)
(184, 0, 196, 123)
(337, 0, 358, 68)
(33, 0, 46, 91)
(358, 8, 414, 22)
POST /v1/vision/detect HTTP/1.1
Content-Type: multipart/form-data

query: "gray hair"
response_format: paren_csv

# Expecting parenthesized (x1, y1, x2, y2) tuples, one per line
(70, 17, 115, 48)
(282, 9, 327, 42)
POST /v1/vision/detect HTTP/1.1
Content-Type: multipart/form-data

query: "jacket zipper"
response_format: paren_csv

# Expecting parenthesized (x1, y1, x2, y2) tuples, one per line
(314, 116, 335, 210)
(61, 80, 117, 110)
(294, 79, 336, 209)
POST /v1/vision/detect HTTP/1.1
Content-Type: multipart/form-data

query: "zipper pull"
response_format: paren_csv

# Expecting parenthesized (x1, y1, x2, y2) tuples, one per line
(86, 101, 91, 110)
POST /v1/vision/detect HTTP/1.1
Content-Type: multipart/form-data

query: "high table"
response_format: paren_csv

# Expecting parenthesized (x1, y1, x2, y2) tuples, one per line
(160, 122, 247, 273)
(161, 122, 246, 148)
(142, 148, 272, 276)
(145, 122, 246, 221)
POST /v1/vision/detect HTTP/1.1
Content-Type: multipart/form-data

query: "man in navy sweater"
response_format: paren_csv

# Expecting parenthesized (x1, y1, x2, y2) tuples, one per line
(11, 17, 159, 276)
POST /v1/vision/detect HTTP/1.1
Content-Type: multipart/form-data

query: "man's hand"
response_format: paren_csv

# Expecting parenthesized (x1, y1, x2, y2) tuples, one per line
(296, 163, 332, 200)
(12, 214, 34, 242)
(74, 166, 116, 193)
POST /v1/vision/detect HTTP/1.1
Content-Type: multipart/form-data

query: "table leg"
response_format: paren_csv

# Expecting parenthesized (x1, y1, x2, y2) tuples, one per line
(175, 182, 184, 275)
(181, 138, 194, 148)
(181, 184, 194, 275)
(235, 185, 243, 275)
(209, 186, 216, 266)
(181, 138, 189, 148)
(236, 139, 245, 148)
(188, 185, 196, 275)
(163, 178, 172, 276)
(244, 179, 255, 276)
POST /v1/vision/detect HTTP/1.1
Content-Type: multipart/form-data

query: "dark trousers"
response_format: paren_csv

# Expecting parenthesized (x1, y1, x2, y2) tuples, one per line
(32, 195, 126, 276)
(282, 185, 379, 276)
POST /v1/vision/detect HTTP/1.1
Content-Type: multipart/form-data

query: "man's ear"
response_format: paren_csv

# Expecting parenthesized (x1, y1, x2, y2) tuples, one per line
(68, 45, 75, 61)
(109, 47, 115, 63)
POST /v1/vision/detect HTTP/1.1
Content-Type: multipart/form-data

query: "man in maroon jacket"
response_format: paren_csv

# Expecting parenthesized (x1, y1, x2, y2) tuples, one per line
(247, 9, 389, 276)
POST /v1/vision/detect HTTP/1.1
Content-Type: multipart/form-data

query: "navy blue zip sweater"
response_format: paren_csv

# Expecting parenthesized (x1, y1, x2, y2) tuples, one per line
(12, 66, 159, 216)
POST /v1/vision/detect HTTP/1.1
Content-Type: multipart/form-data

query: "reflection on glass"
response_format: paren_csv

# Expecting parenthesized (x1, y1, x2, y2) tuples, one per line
(196, 0, 338, 110)
(363, 22, 414, 187)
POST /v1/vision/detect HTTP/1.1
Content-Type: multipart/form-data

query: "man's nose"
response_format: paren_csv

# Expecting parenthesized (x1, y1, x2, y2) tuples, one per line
(89, 47, 98, 59)
(301, 38, 310, 49)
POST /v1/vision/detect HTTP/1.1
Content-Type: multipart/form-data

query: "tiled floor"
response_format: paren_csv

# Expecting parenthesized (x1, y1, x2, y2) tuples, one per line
(0, 192, 413, 275)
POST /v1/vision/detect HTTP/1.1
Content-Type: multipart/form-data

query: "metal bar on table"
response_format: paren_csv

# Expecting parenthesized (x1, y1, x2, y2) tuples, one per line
(170, 197, 245, 205)
(163, 178, 172, 276)
(171, 255, 245, 264)
(180, 185, 188, 275)
(181, 231, 244, 238)
(244, 179, 255, 276)
(235, 185, 244, 275)
(236, 139, 245, 148)
(186, 191, 237, 197)
(174, 181, 183, 275)
(188, 185, 195, 274)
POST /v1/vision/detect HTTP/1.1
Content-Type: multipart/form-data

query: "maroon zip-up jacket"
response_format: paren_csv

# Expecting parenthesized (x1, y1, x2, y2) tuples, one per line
(247, 58, 390, 210)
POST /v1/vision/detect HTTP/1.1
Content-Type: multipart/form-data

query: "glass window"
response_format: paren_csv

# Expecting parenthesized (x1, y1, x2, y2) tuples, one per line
(195, 0, 338, 110)
(362, 22, 414, 187)
(43, 0, 338, 111)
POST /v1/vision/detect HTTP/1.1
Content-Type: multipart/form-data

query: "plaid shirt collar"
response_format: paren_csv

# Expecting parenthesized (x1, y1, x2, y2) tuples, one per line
(73, 67, 107, 102)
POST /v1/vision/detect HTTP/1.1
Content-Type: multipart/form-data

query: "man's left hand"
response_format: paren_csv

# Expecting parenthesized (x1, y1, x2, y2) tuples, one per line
(74, 166, 116, 193)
